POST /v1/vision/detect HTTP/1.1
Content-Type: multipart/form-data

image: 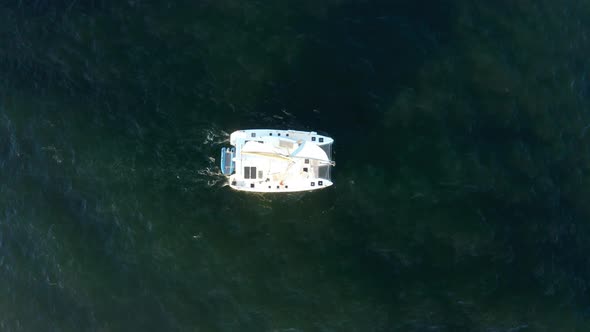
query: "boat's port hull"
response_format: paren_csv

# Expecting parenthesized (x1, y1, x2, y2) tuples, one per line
(229, 178, 333, 193)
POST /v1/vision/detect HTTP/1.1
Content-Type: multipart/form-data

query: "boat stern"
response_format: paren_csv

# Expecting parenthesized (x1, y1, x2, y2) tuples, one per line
(220, 147, 235, 175)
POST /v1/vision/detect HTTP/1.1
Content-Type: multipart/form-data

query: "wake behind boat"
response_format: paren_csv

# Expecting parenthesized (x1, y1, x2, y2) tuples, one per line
(220, 129, 335, 192)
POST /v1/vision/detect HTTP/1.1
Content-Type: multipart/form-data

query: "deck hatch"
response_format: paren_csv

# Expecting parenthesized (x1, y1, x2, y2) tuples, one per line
(244, 166, 258, 179)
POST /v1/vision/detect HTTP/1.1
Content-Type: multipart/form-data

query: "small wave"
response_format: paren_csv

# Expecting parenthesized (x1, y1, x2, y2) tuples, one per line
(193, 167, 228, 188)
(202, 127, 230, 145)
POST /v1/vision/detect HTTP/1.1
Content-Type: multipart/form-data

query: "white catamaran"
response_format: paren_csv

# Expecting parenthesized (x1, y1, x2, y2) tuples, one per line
(220, 129, 335, 192)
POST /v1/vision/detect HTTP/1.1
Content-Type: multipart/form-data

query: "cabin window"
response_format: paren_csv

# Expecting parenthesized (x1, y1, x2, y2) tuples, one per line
(312, 137, 316, 141)
(251, 133, 256, 137)
(318, 181, 323, 186)
(311, 182, 315, 186)
(319, 137, 324, 143)
(258, 170, 263, 178)
(303, 167, 308, 172)
(244, 166, 251, 179)
(305, 159, 309, 164)
(250, 183, 255, 188)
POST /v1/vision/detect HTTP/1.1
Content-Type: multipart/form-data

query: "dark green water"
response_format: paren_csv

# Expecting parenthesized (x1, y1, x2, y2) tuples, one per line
(1, 1, 590, 331)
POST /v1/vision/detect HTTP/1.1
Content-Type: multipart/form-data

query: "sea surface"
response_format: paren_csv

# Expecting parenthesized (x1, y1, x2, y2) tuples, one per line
(1, 1, 590, 331)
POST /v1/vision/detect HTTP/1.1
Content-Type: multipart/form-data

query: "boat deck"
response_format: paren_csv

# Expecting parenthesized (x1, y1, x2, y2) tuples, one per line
(221, 129, 334, 192)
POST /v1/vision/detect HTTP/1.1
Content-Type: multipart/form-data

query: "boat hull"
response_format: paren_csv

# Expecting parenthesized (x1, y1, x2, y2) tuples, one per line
(220, 129, 334, 193)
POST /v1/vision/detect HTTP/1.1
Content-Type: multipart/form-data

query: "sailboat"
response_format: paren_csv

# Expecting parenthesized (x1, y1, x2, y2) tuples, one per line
(220, 129, 335, 192)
